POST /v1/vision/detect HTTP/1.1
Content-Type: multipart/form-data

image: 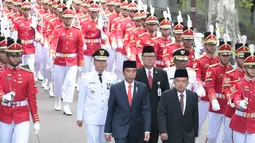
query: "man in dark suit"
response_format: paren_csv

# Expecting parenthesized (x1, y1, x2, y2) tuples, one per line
(104, 60, 151, 143)
(135, 46, 170, 143)
(157, 69, 198, 143)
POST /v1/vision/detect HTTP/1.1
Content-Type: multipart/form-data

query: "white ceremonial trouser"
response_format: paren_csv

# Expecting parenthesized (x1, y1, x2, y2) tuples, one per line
(86, 125, 106, 143)
(207, 112, 224, 143)
(106, 48, 116, 72)
(22, 54, 35, 72)
(83, 56, 94, 73)
(115, 52, 127, 81)
(233, 131, 255, 143)
(198, 101, 209, 136)
(0, 121, 30, 143)
(53, 65, 77, 103)
(35, 42, 44, 75)
(224, 116, 233, 143)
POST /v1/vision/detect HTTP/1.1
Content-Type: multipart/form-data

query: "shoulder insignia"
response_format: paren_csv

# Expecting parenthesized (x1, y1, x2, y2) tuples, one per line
(206, 71, 212, 78)
(165, 41, 175, 46)
(197, 54, 206, 59)
(138, 32, 146, 37)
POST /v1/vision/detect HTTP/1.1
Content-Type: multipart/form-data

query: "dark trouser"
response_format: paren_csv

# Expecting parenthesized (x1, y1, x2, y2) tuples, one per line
(115, 138, 141, 143)
(144, 126, 159, 143)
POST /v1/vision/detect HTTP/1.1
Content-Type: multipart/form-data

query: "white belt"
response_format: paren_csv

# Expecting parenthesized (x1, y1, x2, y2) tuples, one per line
(216, 93, 225, 99)
(235, 110, 255, 118)
(85, 39, 101, 43)
(156, 60, 164, 65)
(55, 53, 77, 58)
(1, 100, 28, 107)
(21, 40, 34, 45)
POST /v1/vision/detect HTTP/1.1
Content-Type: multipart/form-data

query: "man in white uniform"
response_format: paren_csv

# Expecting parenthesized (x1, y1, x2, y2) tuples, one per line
(77, 49, 117, 143)
(164, 48, 205, 97)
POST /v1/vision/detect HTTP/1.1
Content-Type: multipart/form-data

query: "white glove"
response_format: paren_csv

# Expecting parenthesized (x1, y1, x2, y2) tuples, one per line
(228, 100, 235, 108)
(238, 100, 248, 111)
(33, 122, 40, 134)
(111, 42, 117, 49)
(78, 67, 83, 73)
(117, 39, 123, 49)
(2, 91, 15, 102)
(83, 43, 87, 50)
(197, 86, 206, 97)
(31, 16, 38, 31)
(106, 42, 111, 50)
(35, 32, 42, 41)
(211, 99, 220, 111)
(101, 31, 108, 41)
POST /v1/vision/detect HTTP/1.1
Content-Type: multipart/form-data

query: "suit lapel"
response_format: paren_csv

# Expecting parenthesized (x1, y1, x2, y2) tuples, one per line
(120, 81, 130, 108)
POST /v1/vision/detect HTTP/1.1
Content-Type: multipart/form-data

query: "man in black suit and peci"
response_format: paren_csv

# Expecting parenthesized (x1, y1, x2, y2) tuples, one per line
(135, 46, 170, 143)
(157, 69, 199, 143)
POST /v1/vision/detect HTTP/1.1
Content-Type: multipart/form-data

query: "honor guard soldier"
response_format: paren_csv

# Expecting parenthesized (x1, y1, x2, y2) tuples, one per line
(0, 37, 40, 143)
(8, 0, 22, 22)
(182, 16, 195, 69)
(222, 36, 248, 143)
(77, 49, 117, 143)
(154, 12, 173, 68)
(124, 8, 145, 61)
(205, 34, 233, 143)
(50, 2, 84, 115)
(0, 35, 8, 69)
(82, 1, 108, 73)
(136, 5, 158, 68)
(114, 0, 137, 80)
(167, 14, 184, 66)
(13, 0, 41, 73)
(4, 0, 13, 16)
(229, 44, 255, 143)
(164, 48, 205, 97)
(193, 25, 219, 138)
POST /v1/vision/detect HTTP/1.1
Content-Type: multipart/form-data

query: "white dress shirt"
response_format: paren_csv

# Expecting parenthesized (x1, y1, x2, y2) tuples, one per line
(124, 80, 134, 97)
(177, 90, 187, 115)
(145, 67, 154, 78)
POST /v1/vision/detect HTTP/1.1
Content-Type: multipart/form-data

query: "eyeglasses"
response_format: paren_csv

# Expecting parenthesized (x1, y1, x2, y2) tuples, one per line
(143, 55, 156, 59)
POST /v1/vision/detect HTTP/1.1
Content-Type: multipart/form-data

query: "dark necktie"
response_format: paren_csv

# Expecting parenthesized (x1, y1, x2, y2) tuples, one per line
(98, 73, 102, 83)
(148, 70, 153, 88)
(180, 94, 184, 114)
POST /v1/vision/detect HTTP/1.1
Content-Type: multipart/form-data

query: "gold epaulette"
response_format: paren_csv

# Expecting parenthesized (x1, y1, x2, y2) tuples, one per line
(21, 66, 33, 72)
(73, 25, 81, 29)
(14, 16, 21, 21)
(152, 36, 160, 40)
(49, 17, 57, 22)
(165, 41, 175, 46)
(226, 69, 235, 74)
(131, 27, 139, 32)
(197, 54, 206, 59)
(209, 63, 218, 68)
(138, 32, 147, 37)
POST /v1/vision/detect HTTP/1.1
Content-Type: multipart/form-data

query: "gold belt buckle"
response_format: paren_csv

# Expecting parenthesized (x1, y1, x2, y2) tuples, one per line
(246, 113, 252, 118)
(63, 53, 68, 58)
